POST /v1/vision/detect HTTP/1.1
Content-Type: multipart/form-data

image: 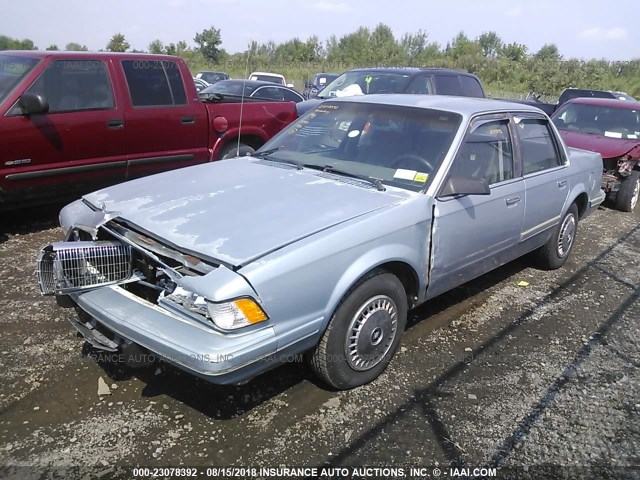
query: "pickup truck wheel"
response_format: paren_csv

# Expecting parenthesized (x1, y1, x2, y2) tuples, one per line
(614, 171, 640, 212)
(535, 203, 579, 270)
(309, 272, 407, 390)
(219, 143, 255, 160)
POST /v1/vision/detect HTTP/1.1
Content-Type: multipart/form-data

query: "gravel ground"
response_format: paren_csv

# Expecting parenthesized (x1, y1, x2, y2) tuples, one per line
(0, 204, 638, 480)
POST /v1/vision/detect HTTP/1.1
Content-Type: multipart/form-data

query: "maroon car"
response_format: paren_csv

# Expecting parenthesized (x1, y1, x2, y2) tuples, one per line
(552, 97, 640, 211)
(0, 51, 298, 210)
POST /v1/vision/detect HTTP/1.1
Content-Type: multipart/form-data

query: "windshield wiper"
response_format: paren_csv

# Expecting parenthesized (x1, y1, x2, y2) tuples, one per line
(305, 164, 385, 191)
(253, 149, 303, 169)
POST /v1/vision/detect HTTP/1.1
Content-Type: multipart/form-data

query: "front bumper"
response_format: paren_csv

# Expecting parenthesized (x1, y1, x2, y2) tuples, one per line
(71, 285, 278, 383)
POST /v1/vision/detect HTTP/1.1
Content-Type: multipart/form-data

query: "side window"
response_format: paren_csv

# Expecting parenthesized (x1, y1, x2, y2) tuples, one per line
(515, 118, 563, 175)
(17, 59, 114, 114)
(255, 87, 283, 101)
(282, 89, 302, 103)
(405, 75, 433, 94)
(122, 60, 186, 107)
(433, 75, 461, 96)
(459, 75, 484, 98)
(449, 120, 514, 185)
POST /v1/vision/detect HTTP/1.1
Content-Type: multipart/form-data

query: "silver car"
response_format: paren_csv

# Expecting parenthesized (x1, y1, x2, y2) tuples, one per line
(37, 95, 605, 390)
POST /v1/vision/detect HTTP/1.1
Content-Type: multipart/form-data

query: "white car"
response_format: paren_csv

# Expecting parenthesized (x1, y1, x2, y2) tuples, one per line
(248, 71, 294, 88)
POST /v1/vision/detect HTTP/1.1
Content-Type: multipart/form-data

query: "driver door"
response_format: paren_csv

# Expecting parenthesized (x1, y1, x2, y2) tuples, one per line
(427, 116, 526, 299)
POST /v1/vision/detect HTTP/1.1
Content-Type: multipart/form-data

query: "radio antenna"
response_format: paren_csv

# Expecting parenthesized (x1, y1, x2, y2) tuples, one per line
(235, 46, 251, 157)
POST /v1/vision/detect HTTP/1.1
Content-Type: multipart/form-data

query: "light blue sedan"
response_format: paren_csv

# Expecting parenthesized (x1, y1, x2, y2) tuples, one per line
(37, 95, 605, 390)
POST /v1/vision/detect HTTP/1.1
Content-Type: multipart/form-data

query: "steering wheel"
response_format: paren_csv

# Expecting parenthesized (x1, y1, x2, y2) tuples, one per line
(391, 154, 434, 173)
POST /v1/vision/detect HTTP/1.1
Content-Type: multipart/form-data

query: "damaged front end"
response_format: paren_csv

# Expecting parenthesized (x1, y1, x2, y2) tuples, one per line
(36, 201, 278, 383)
(602, 144, 640, 193)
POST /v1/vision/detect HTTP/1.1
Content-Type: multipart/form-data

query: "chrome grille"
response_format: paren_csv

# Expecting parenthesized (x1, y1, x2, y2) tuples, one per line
(37, 241, 132, 295)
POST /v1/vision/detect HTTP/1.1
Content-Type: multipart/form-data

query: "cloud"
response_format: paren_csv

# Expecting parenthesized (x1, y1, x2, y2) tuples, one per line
(605, 27, 628, 39)
(312, 1, 352, 13)
(578, 27, 629, 40)
(504, 6, 524, 17)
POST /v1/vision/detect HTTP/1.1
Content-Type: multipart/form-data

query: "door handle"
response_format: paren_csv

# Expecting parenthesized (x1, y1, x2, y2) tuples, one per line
(181, 116, 195, 124)
(506, 196, 521, 206)
(107, 119, 124, 129)
(557, 180, 568, 188)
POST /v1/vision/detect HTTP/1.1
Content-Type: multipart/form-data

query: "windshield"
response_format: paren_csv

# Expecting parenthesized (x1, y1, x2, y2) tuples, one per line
(257, 101, 462, 192)
(198, 72, 227, 83)
(553, 103, 640, 140)
(249, 74, 283, 85)
(314, 74, 339, 88)
(317, 71, 411, 99)
(201, 80, 256, 97)
(0, 55, 40, 104)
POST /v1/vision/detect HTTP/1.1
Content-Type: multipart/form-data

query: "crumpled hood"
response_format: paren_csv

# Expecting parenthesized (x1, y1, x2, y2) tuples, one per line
(83, 159, 409, 267)
(559, 130, 640, 159)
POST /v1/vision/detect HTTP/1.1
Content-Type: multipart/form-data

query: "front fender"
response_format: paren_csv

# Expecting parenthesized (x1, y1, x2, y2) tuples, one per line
(322, 244, 425, 330)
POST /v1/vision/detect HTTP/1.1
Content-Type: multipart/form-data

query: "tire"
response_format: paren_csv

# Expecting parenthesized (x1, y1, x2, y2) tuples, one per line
(309, 271, 408, 390)
(614, 171, 640, 212)
(535, 203, 579, 270)
(219, 142, 255, 160)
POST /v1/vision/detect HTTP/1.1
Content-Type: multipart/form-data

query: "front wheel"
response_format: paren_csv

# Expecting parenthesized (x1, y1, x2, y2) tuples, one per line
(615, 171, 640, 212)
(534, 203, 579, 270)
(218, 142, 255, 160)
(309, 272, 407, 390)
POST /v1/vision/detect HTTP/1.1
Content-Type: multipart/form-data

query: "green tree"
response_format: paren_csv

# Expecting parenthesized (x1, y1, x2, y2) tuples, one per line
(194, 26, 222, 62)
(534, 43, 561, 62)
(400, 30, 428, 61)
(500, 42, 527, 62)
(0, 36, 37, 50)
(46, 44, 59, 51)
(65, 42, 88, 51)
(148, 39, 164, 54)
(369, 23, 403, 64)
(106, 33, 130, 52)
(477, 31, 502, 58)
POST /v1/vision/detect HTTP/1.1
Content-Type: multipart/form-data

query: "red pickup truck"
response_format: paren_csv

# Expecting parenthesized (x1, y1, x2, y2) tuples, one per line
(0, 51, 298, 209)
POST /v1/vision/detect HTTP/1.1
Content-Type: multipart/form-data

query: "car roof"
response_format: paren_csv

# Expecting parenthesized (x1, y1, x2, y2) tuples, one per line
(566, 97, 640, 109)
(216, 79, 291, 89)
(345, 67, 475, 76)
(196, 71, 226, 74)
(249, 72, 285, 78)
(0, 50, 180, 61)
(328, 94, 546, 116)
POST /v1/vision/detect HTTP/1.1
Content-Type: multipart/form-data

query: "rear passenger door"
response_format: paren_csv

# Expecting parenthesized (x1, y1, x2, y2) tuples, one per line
(428, 116, 525, 298)
(118, 59, 208, 180)
(514, 116, 570, 241)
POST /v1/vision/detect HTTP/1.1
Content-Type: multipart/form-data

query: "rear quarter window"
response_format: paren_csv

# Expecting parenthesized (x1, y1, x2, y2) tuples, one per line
(433, 75, 461, 96)
(459, 75, 484, 98)
(122, 60, 187, 107)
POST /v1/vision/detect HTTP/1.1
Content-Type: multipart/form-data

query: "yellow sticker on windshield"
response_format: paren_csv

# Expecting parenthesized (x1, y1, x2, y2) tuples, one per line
(413, 172, 429, 183)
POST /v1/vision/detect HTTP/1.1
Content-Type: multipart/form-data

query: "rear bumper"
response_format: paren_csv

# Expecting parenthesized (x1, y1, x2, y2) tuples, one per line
(71, 285, 279, 383)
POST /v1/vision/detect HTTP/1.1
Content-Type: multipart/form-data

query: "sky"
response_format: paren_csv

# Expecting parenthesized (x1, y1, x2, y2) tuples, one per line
(1, 0, 638, 61)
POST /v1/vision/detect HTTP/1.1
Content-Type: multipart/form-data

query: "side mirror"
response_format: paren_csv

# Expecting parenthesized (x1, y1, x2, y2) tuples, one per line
(18, 93, 49, 115)
(440, 175, 490, 197)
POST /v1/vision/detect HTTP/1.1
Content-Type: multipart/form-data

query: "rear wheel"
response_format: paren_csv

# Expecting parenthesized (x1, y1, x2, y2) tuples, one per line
(309, 272, 407, 390)
(219, 142, 255, 160)
(614, 171, 640, 212)
(535, 203, 579, 270)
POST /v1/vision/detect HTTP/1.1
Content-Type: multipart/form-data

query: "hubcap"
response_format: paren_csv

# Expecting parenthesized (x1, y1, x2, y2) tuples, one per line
(631, 179, 639, 211)
(557, 213, 576, 257)
(345, 295, 398, 371)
